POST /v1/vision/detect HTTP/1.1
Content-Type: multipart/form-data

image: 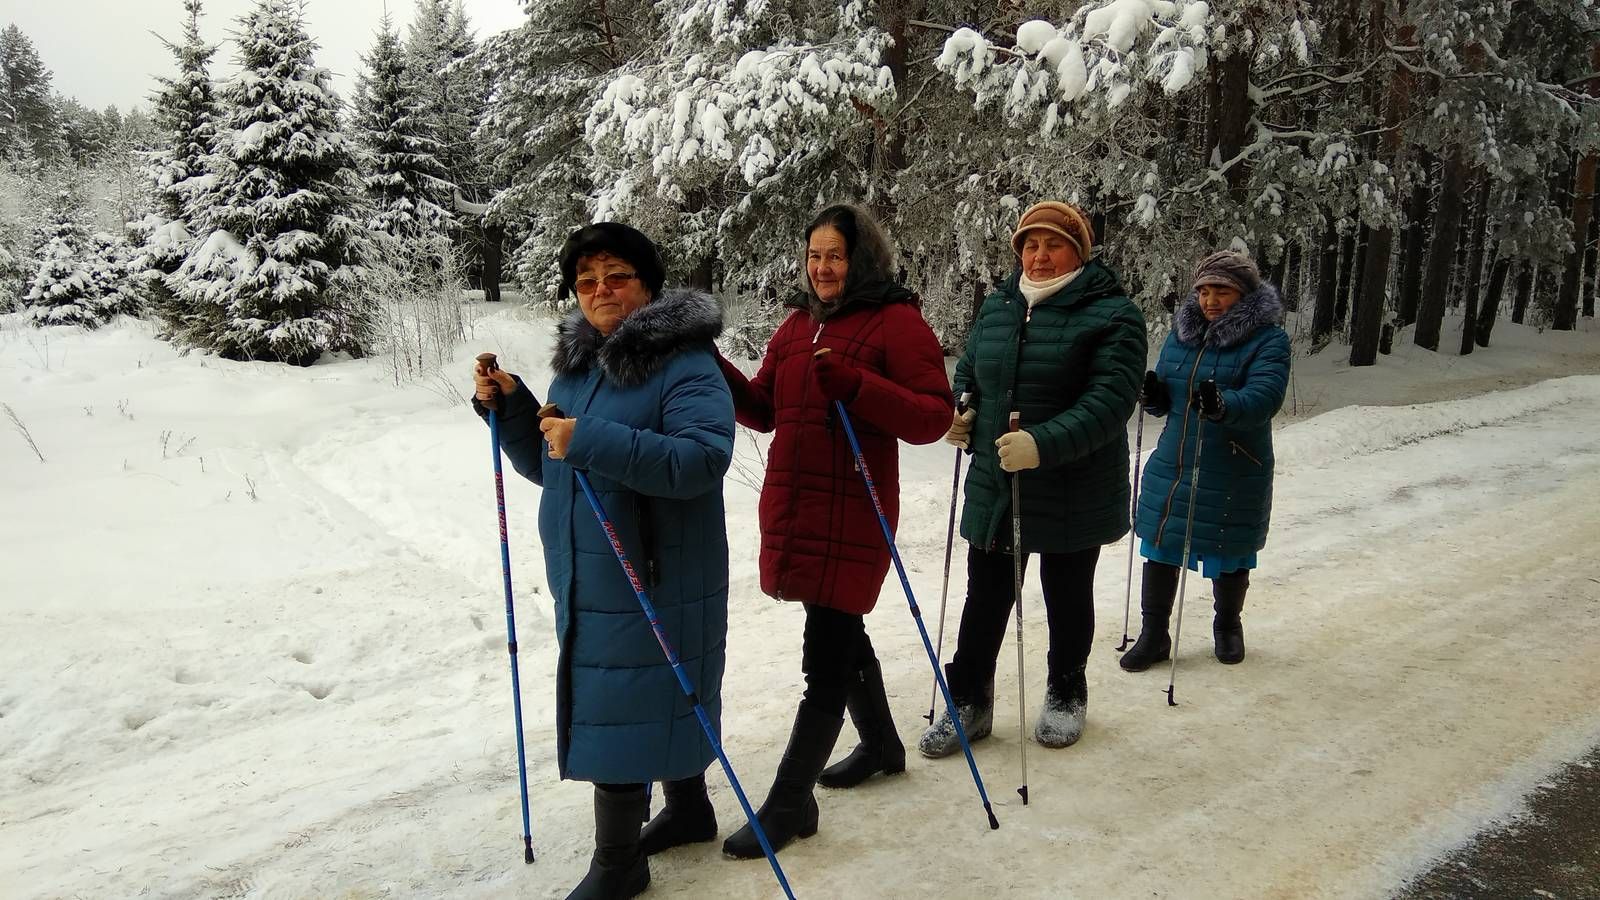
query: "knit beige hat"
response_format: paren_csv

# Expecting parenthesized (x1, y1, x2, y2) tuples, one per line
(1011, 200, 1095, 259)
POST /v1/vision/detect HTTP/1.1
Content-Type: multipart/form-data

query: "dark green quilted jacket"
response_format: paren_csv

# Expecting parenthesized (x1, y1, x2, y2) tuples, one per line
(954, 260, 1147, 553)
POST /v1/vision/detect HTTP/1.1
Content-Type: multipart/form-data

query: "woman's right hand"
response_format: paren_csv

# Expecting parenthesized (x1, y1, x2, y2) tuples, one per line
(944, 407, 977, 449)
(473, 357, 519, 405)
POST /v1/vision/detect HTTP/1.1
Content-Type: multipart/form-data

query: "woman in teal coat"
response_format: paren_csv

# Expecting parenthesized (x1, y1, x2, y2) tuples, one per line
(472, 223, 733, 900)
(1121, 251, 1290, 670)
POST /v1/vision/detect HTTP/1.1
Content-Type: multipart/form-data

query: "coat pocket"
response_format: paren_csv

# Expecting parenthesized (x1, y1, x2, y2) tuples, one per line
(1229, 440, 1263, 467)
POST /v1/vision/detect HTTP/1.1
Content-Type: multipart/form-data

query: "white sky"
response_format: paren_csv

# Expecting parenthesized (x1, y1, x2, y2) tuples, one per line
(4, 0, 529, 113)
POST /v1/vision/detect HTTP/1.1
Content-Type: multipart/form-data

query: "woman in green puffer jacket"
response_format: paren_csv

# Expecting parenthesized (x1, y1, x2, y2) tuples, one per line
(919, 200, 1146, 758)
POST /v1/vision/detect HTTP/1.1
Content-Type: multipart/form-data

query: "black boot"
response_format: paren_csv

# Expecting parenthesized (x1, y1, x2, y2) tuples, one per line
(1213, 570, 1248, 664)
(1120, 562, 1178, 672)
(722, 702, 844, 860)
(639, 772, 716, 856)
(566, 784, 650, 900)
(818, 658, 906, 789)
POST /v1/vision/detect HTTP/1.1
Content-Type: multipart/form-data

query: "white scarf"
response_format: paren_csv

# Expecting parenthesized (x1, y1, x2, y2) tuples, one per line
(1019, 267, 1081, 307)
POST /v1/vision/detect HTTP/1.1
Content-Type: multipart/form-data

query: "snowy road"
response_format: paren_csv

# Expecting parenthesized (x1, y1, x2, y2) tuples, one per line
(3, 320, 1598, 899)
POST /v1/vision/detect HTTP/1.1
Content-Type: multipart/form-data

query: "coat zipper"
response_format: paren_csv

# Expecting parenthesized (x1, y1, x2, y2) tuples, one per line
(1153, 344, 1209, 546)
(990, 300, 1031, 551)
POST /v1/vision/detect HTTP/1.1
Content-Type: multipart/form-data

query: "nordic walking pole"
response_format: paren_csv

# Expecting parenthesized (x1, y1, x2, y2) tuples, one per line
(1007, 409, 1029, 805)
(814, 352, 999, 829)
(1166, 412, 1206, 708)
(475, 352, 535, 864)
(1117, 411, 1146, 652)
(537, 404, 801, 898)
(927, 391, 973, 724)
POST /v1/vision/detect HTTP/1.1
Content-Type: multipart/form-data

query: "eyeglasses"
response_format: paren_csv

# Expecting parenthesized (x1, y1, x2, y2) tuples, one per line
(573, 271, 639, 296)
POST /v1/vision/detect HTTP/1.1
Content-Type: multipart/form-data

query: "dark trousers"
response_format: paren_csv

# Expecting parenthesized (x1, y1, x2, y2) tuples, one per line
(799, 604, 876, 718)
(946, 544, 1101, 698)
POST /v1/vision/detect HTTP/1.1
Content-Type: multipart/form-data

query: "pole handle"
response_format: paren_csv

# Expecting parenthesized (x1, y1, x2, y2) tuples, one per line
(538, 402, 566, 420)
(476, 352, 502, 411)
(1008, 410, 1020, 433)
(957, 391, 973, 414)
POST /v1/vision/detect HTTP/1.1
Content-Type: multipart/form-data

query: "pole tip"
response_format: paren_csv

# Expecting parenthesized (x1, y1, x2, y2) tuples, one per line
(986, 807, 1000, 830)
(1018, 785, 1029, 805)
(524, 838, 535, 864)
(1165, 686, 1178, 707)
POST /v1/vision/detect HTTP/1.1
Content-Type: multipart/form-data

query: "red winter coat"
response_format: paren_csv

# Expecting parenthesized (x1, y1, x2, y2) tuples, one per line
(721, 285, 953, 614)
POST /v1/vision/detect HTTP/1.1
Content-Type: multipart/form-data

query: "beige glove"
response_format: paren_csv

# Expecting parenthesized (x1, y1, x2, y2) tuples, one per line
(944, 408, 977, 449)
(996, 430, 1041, 472)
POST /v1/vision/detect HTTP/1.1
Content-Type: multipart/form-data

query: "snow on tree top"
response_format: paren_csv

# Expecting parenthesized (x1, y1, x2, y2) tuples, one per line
(1084, 0, 1177, 54)
(1017, 21, 1059, 55)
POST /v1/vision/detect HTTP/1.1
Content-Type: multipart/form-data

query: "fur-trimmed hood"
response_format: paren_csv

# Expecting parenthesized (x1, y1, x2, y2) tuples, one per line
(552, 288, 723, 386)
(1175, 282, 1284, 348)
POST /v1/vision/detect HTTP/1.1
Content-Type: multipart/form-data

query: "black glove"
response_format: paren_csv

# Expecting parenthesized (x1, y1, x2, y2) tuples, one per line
(1194, 380, 1225, 421)
(1140, 370, 1169, 413)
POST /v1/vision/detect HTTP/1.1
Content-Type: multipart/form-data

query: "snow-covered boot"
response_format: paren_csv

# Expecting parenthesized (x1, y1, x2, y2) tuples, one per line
(722, 702, 844, 860)
(639, 772, 716, 856)
(818, 657, 905, 788)
(1213, 570, 1248, 664)
(567, 784, 650, 900)
(1120, 562, 1178, 672)
(916, 664, 994, 759)
(1034, 666, 1087, 749)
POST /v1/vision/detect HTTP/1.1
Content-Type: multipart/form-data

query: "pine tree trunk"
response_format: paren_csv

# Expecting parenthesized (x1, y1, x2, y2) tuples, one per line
(1511, 261, 1534, 324)
(1460, 180, 1490, 355)
(1554, 150, 1596, 330)
(1350, 7, 1413, 366)
(1414, 152, 1470, 351)
(481, 223, 504, 303)
(1284, 241, 1303, 311)
(1584, 208, 1598, 319)
(1397, 151, 1435, 326)
(1313, 217, 1340, 343)
(1335, 229, 1356, 328)
(1476, 250, 1509, 348)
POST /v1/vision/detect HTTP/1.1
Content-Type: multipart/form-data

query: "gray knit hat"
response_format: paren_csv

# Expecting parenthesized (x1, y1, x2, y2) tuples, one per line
(1192, 251, 1262, 295)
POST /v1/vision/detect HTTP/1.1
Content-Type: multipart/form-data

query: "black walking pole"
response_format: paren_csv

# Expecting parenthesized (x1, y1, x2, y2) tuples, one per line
(1008, 409, 1029, 805)
(1117, 411, 1146, 651)
(927, 391, 973, 724)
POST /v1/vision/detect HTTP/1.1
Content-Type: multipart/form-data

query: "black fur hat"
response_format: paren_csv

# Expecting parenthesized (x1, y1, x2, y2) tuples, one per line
(559, 222, 666, 300)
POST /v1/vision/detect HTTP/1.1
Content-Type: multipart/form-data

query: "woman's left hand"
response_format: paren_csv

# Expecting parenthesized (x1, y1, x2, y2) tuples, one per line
(540, 416, 577, 458)
(995, 430, 1041, 472)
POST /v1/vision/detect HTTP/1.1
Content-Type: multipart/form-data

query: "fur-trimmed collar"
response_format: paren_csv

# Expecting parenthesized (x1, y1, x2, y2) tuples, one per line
(1175, 282, 1284, 348)
(552, 288, 723, 386)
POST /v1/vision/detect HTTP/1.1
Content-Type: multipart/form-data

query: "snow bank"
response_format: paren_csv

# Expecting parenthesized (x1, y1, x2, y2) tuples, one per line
(1277, 374, 1600, 470)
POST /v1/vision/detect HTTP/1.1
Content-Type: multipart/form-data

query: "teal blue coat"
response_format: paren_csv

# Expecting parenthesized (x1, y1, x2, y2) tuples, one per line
(487, 289, 733, 783)
(1134, 284, 1290, 559)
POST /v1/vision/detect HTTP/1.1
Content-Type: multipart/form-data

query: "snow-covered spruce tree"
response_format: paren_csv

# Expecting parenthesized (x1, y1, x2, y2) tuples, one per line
(23, 180, 102, 327)
(173, 0, 376, 365)
(86, 230, 141, 319)
(353, 13, 452, 243)
(933, 3, 1373, 312)
(0, 242, 20, 311)
(476, 0, 657, 307)
(133, 0, 220, 333)
(0, 25, 64, 161)
(585, 0, 895, 324)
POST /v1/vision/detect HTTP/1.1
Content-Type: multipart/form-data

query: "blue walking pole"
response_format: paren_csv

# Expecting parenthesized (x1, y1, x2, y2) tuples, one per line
(538, 403, 798, 900)
(816, 351, 1000, 830)
(476, 353, 535, 864)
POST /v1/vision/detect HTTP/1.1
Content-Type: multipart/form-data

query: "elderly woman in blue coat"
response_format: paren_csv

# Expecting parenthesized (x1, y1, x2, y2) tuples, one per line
(472, 223, 733, 900)
(1120, 251, 1289, 671)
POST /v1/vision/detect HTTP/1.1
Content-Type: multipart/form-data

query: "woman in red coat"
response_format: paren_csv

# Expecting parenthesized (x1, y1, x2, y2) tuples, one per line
(716, 204, 953, 858)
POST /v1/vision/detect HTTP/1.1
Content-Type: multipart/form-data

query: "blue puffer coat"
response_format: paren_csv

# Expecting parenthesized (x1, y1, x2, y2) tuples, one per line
(486, 289, 734, 784)
(1134, 283, 1290, 560)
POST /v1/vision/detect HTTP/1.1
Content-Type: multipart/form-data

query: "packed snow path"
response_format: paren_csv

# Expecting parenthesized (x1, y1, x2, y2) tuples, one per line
(2, 323, 1598, 898)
